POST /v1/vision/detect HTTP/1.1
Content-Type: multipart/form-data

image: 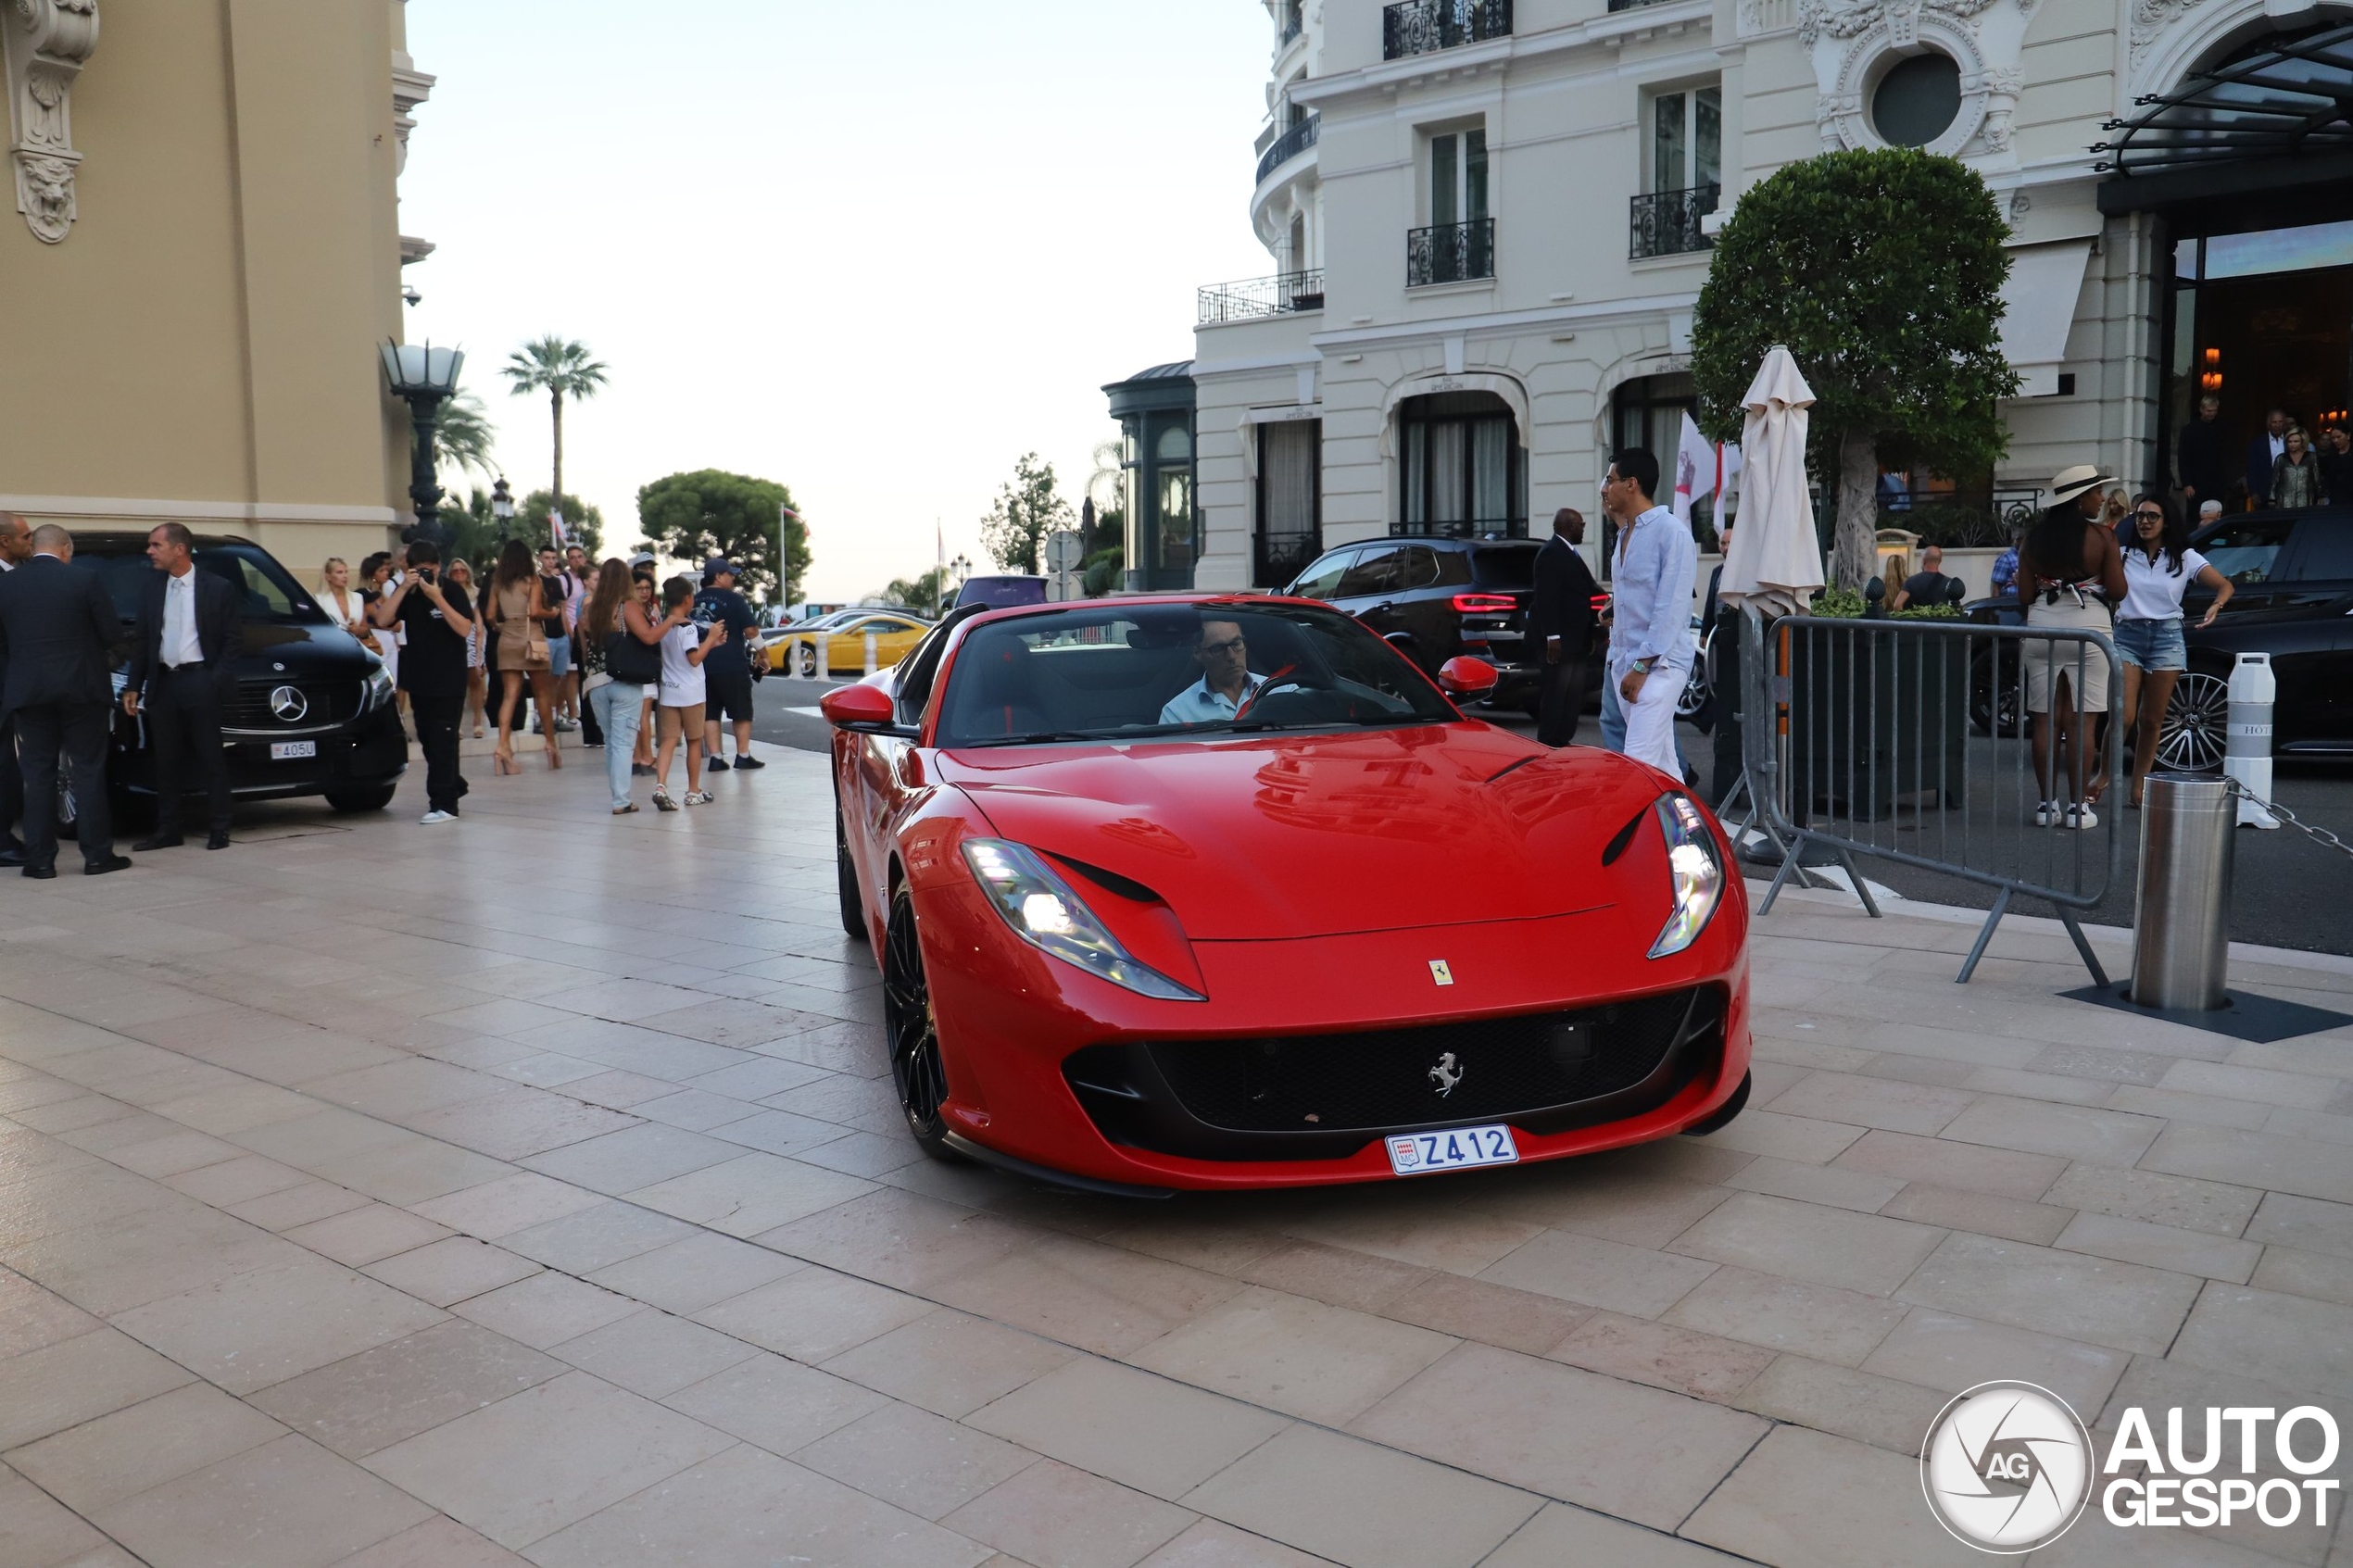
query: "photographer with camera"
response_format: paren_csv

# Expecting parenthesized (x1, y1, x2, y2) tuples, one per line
(370, 540, 473, 825)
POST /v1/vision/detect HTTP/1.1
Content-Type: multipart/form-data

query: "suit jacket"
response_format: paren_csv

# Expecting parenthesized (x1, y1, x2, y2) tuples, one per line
(2246, 433, 2286, 504)
(2176, 417, 2229, 499)
(1527, 534, 1599, 659)
(0, 556, 123, 715)
(125, 566, 241, 695)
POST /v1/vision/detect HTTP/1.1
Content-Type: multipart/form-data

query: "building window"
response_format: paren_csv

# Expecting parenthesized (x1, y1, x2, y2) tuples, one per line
(1411, 125, 1494, 285)
(1431, 128, 1489, 228)
(1871, 54, 1960, 147)
(1254, 420, 1322, 588)
(1605, 373, 1705, 559)
(1398, 391, 1525, 538)
(1632, 86, 1720, 257)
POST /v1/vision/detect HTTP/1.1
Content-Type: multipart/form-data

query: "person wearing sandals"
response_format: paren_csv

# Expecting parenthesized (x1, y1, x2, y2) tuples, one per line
(486, 538, 561, 775)
(2116, 494, 2233, 809)
(651, 574, 727, 810)
(446, 558, 489, 737)
(2018, 466, 2128, 831)
(579, 559, 675, 815)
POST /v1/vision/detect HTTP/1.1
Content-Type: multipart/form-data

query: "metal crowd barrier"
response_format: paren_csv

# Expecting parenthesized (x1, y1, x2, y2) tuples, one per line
(1733, 604, 2123, 985)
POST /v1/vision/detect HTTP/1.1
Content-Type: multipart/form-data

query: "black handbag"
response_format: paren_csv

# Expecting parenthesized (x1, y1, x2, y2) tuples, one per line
(607, 628, 661, 685)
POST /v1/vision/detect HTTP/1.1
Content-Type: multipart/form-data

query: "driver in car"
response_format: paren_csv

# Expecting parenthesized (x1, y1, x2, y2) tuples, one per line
(1159, 617, 1265, 725)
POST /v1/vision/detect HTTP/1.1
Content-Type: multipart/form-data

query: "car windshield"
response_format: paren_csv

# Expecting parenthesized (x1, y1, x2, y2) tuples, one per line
(935, 601, 1459, 747)
(957, 577, 1046, 608)
(83, 543, 322, 624)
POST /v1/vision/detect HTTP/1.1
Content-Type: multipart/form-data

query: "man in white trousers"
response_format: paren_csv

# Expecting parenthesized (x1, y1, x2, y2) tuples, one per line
(1602, 448, 1698, 780)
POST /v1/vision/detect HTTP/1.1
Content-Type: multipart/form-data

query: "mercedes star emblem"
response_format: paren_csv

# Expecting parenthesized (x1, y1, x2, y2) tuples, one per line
(269, 685, 308, 723)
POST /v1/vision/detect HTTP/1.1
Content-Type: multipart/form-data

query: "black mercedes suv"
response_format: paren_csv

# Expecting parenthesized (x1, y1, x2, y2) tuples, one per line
(55, 531, 407, 828)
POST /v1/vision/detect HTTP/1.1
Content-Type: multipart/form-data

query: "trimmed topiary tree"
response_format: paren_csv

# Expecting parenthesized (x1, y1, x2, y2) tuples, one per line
(1692, 148, 2019, 589)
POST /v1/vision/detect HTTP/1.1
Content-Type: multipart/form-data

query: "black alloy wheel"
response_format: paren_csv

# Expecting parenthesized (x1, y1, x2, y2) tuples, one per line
(1969, 647, 2023, 738)
(1675, 663, 1709, 720)
(883, 885, 957, 1160)
(2159, 671, 2230, 772)
(835, 806, 866, 940)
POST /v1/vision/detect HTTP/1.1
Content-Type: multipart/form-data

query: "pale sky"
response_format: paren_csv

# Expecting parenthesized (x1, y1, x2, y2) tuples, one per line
(400, 1, 1277, 601)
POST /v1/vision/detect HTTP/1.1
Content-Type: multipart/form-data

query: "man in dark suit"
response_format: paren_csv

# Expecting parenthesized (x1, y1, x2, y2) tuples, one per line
(123, 523, 241, 852)
(2245, 407, 2289, 507)
(2175, 394, 2229, 514)
(0, 510, 34, 866)
(0, 525, 131, 878)
(1528, 507, 1600, 746)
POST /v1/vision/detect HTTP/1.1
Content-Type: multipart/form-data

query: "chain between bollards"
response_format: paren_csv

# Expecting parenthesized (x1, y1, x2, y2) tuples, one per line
(2216, 776, 2353, 862)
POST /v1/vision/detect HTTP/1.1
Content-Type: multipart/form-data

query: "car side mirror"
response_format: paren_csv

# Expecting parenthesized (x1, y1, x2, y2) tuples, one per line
(819, 684, 910, 735)
(1438, 657, 1500, 698)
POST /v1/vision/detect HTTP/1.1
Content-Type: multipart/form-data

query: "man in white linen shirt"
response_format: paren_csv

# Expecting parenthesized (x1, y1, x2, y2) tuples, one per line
(1602, 448, 1698, 779)
(1159, 617, 1265, 726)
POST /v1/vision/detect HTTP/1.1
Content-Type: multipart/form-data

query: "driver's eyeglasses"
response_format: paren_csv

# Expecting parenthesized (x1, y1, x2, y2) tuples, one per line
(1201, 636, 1247, 658)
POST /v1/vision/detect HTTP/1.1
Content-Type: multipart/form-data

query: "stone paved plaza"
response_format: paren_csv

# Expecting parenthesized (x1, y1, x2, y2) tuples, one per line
(3, 749, 2352, 1568)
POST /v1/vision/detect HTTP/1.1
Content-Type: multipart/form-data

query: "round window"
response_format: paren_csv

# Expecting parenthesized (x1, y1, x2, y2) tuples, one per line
(1872, 54, 1962, 147)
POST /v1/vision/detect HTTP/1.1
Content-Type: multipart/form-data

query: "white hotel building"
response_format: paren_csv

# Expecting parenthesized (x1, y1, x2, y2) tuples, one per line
(1103, 0, 2353, 590)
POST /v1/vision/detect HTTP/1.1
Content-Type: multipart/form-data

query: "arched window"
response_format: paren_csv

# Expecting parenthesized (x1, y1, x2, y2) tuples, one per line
(1397, 391, 1524, 537)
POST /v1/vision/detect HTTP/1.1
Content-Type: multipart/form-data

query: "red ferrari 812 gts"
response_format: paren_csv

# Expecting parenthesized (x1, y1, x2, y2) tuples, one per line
(822, 595, 1751, 1195)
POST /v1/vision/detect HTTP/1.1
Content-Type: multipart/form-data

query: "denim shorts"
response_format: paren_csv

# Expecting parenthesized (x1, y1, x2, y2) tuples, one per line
(546, 633, 573, 678)
(2113, 617, 2186, 673)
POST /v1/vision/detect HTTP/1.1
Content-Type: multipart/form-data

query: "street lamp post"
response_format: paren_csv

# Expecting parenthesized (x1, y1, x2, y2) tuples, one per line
(491, 477, 515, 548)
(381, 340, 466, 550)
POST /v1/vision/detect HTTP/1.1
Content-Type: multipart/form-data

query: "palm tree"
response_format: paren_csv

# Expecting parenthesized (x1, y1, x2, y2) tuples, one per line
(501, 335, 609, 501)
(430, 391, 497, 483)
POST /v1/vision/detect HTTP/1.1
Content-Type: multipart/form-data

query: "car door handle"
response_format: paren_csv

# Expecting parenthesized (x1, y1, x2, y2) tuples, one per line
(1362, 603, 1393, 617)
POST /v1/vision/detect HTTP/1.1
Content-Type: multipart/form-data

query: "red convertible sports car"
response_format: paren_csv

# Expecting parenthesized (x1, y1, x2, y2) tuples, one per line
(823, 595, 1751, 1195)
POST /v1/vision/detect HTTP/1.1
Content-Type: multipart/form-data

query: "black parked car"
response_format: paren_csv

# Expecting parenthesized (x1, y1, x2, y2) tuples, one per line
(53, 532, 407, 832)
(1283, 536, 1601, 713)
(1964, 507, 2353, 768)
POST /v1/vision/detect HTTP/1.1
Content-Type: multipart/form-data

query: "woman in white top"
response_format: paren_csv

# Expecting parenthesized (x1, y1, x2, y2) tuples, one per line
(2117, 494, 2234, 809)
(447, 557, 488, 737)
(317, 558, 381, 659)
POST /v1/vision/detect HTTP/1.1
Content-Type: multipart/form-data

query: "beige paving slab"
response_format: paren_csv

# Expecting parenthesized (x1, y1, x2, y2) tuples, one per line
(5, 1201, 299, 1316)
(519, 1122, 747, 1196)
(1347, 1343, 1768, 1531)
(623, 1150, 874, 1237)
(404, 1093, 642, 1163)
(225, 1180, 374, 1233)
(1682, 1425, 1986, 1568)
(1374, 1271, 1592, 1356)
(450, 1273, 644, 1351)
(582, 1231, 805, 1316)
(821, 1310, 1081, 1420)
(1456, 1167, 1735, 1248)
(1126, 1286, 1456, 1425)
(1877, 1183, 2076, 1245)
(492, 1200, 700, 1273)
(0, 1325, 195, 1449)
(2245, 1191, 2353, 1261)
(968, 1355, 1289, 1499)
(1, 1382, 286, 1515)
(162, 1153, 311, 1208)
(1546, 1309, 1776, 1399)
(108, 1256, 444, 1396)
(1696, 1108, 1869, 1164)
(1894, 1231, 2202, 1356)
(1484, 1502, 1753, 1568)
(1831, 1128, 2070, 1200)
(336, 1515, 534, 1567)
(2169, 1281, 2353, 1399)
(283, 1203, 454, 1267)
(94, 1431, 434, 1568)
(249, 1318, 567, 1460)
(1730, 1354, 1952, 1457)
(1761, 1071, 1973, 1135)
(1667, 1190, 1944, 1296)
(2054, 1210, 2263, 1283)
(2044, 1162, 2262, 1236)
(361, 1369, 735, 1549)
(695, 1265, 935, 1361)
(1476, 1227, 1718, 1318)
(794, 1401, 1041, 1520)
(934, 1235, 1244, 1359)
(2249, 1244, 2353, 1307)
(751, 1180, 1049, 1299)
(0, 1465, 120, 1568)
(2141, 1124, 2353, 1207)
(1232, 1239, 1430, 1314)
(661, 1351, 888, 1455)
(1134, 1519, 1335, 1568)
(0, 1271, 101, 1360)
(942, 1457, 1195, 1568)
(1937, 1096, 2166, 1170)
(547, 1308, 762, 1399)
(1857, 1309, 2130, 1415)
(361, 1236, 543, 1307)
(1724, 1153, 1906, 1213)
(1276, 1200, 1543, 1276)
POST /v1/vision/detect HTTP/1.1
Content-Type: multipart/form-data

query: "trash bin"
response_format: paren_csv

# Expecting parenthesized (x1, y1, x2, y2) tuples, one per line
(2131, 772, 2234, 1011)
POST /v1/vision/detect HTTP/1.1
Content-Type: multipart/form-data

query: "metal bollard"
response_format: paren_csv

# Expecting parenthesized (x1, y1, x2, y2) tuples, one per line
(2132, 772, 2235, 1010)
(2227, 652, 2278, 829)
(863, 632, 878, 677)
(811, 633, 828, 681)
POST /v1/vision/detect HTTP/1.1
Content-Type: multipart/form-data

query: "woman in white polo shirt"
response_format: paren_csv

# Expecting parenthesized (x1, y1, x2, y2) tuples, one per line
(2116, 494, 2233, 809)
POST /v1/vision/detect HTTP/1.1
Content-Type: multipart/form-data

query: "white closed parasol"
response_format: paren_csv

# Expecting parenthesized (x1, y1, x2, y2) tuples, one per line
(1718, 345, 1826, 617)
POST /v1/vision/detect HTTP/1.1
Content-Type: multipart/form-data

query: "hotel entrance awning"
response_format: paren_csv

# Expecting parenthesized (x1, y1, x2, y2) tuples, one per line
(2095, 20, 2353, 213)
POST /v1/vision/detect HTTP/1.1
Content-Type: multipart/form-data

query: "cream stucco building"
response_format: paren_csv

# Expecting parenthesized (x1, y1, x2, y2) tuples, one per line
(1136, 0, 2353, 592)
(2, 0, 433, 569)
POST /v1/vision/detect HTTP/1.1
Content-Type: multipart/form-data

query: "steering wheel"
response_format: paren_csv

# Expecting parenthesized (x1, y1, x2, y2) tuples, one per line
(1232, 667, 1334, 723)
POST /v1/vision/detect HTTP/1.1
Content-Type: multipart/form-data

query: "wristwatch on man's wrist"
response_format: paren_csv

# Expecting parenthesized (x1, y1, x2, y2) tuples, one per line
(1631, 658, 1655, 675)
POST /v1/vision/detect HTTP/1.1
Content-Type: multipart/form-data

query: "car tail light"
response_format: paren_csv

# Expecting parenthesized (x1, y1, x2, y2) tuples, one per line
(1591, 593, 1613, 614)
(1453, 594, 1517, 614)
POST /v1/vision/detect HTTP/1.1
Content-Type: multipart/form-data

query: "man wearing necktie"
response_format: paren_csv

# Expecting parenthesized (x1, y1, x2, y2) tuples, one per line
(124, 524, 242, 851)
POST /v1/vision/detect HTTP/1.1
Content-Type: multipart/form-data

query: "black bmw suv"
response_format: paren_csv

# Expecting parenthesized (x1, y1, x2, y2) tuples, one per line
(1282, 536, 1567, 711)
(57, 532, 407, 827)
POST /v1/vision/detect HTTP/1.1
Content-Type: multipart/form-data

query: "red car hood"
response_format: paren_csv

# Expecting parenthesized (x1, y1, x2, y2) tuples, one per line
(934, 724, 1673, 940)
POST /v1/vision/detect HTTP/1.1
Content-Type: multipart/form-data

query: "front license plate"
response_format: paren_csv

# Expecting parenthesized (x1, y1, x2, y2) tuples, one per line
(270, 741, 317, 761)
(1387, 1123, 1518, 1176)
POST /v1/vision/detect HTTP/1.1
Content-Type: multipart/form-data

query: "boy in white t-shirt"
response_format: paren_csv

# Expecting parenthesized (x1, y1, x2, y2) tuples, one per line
(653, 575, 728, 810)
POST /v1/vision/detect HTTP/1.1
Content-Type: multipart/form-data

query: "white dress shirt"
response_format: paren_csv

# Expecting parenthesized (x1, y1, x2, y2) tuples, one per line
(1608, 506, 1700, 673)
(1158, 672, 1265, 727)
(162, 567, 204, 668)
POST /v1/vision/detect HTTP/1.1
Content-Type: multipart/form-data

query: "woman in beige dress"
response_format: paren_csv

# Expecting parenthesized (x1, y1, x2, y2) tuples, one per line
(486, 538, 560, 774)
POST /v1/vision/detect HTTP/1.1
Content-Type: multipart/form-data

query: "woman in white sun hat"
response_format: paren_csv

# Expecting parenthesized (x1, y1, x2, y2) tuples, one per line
(2016, 465, 2127, 830)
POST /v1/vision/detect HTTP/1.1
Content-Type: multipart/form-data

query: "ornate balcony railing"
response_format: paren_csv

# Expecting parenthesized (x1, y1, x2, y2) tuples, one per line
(1406, 218, 1494, 287)
(1382, 0, 1512, 60)
(1629, 183, 1718, 258)
(1256, 116, 1319, 185)
(1253, 532, 1322, 589)
(1606, 0, 1680, 10)
(1279, 12, 1303, 46)
(1199, 270, 1327, 325)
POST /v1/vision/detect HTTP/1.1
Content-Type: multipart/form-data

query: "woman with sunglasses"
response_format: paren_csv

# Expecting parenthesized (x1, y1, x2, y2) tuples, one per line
(2117, 494, 2233, 809)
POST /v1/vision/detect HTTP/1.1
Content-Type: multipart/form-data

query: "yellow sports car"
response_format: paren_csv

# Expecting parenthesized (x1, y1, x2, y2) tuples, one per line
(769, 612, 931, 677)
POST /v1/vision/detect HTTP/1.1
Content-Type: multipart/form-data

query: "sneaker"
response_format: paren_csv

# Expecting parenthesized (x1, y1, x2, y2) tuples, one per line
(2066, 804, 2099, 831)
(583, 738, 604, 749)
(2034, 801, 2060, 827)
(555, 718, 578, 733)
(684, 791, 715, 807)
(652, 788, 679, 812)
(733, 755, 765, 771)
(420, 809, 457, 825)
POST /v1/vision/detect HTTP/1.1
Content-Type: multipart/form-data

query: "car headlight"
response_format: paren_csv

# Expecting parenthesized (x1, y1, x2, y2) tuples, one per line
(960, 838, 1204, 1001)
(363, 666, 396, 712)
(1648, 794, 1725, 960)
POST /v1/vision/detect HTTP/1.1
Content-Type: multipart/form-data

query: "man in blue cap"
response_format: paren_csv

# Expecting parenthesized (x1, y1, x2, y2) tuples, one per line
(692, 557, 762, 770)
